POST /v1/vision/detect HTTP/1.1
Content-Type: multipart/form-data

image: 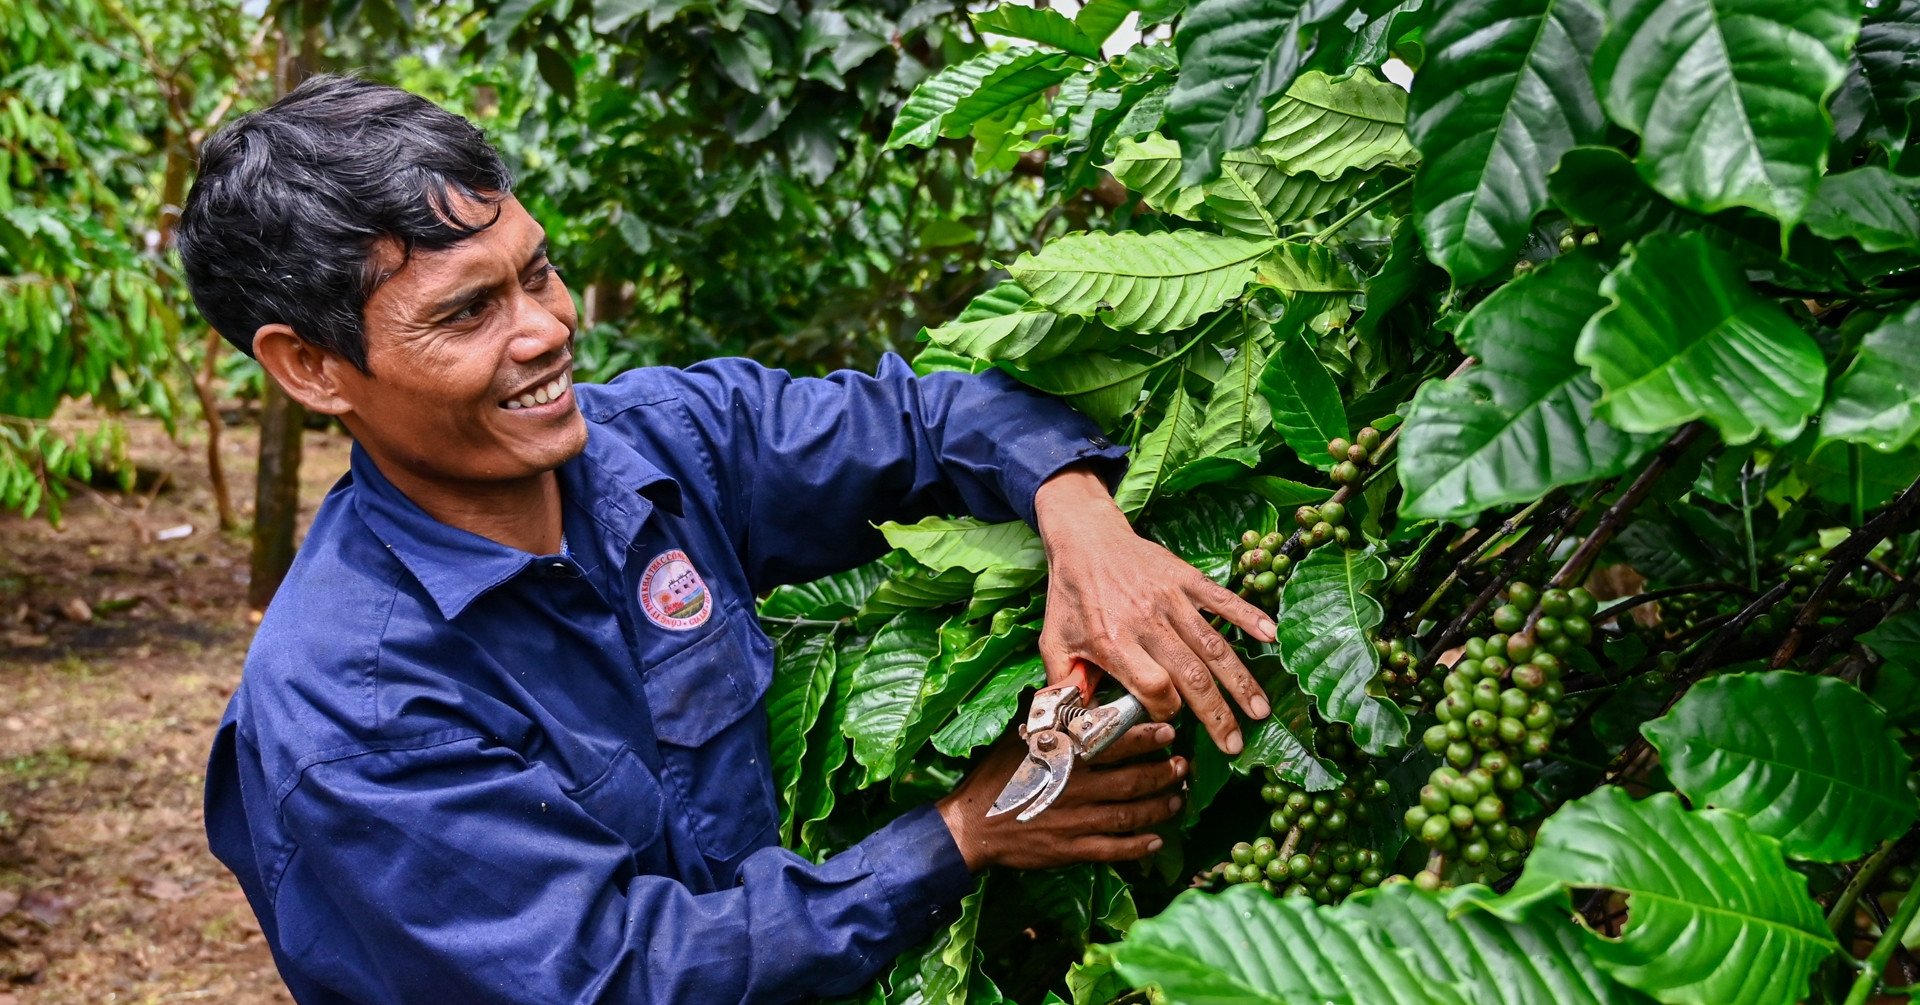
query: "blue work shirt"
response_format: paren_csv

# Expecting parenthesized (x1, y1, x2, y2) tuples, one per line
(205, 355, 1126, 1004)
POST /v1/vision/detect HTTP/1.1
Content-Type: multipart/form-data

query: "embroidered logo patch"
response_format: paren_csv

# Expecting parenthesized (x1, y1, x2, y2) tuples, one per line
(639, 549, 711, 631)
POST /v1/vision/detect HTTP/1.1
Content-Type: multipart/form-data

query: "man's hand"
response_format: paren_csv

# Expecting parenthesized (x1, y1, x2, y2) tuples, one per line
(936, 723, 1186, 871)
(1032, 466, 1276, 755)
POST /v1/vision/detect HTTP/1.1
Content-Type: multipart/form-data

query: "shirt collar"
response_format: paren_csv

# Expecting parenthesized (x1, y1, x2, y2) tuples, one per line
(350, 425, 681, 621)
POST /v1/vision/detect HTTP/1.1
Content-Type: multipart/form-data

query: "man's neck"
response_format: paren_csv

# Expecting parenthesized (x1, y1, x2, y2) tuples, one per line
(373, 456, 566, 556)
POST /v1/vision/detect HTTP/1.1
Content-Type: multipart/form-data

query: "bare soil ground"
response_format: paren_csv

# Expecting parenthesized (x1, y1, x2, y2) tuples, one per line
(0, 416, 352, 1004)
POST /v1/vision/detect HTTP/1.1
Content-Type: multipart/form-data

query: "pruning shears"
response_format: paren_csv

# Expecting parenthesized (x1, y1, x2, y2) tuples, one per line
(987, 658, 1151, 822)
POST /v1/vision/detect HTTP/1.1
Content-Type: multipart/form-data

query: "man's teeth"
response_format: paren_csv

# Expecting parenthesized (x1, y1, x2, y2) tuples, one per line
(503, 371, 571, 410)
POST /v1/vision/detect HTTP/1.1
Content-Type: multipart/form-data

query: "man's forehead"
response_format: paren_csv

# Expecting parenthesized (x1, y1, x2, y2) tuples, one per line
(368, 194, 545, 286)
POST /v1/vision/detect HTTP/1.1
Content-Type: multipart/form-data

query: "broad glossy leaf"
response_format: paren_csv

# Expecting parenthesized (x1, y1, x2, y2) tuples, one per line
(1338, 0, 1430, 69)
(916, 879, 986, 1005)
(1203, 155, 1368, 238)
(885, 50, 1079, 150)
(794, 628, 871, 851)
(1399, 252, 1656, 520)
(1104, 133, 1206, 217)
(932, 654, 1045, 757)
(1276, 545, 1407, 755)
(1406, 0, 1606, 282)
(1591, 0, 1856, 226)
(1233, 670, 1342, 789)
(1823, 303, 1920, 453)
(845, 611, 949, 787)
(1192, 333, 1274, 456)
(1140, 488, 1276, 582)
(1162, 448, 1260, 494)
(1110, 885, 1461, 1004)
(1262, 68, 1416, 179)
(1245, 475, 1332, 508)
(1254, 242, 1362, 291)
(1852, 0, 1920, 152)
(1166, 0, 1359, 185)
(902, 613, 1040, 769)
(1499, 788, 1838, 1005)
(1008, 350, 1154, 429)
(877, 516, 1045, 576)
(971, 5, 1102, 61)
(921, 284, 1101, 365)
(858, 564, 976, 625)
(1342, 885, 1656, 1005)
(1259, 320, 1347, 470)
(1576, 230, 1825, 444)
(1804, 167, 1920, 254)
(1116, 383, 1201, 516)
(1643, 670, 1916, 862)
(760, 561, 887, 619)
(770, 627, 837, 843)
(1075, 0, 1139, 45)
(1009, 231, 1272, 333)
(1547, 146, 1688, 240)
(1864, 611, 1920, 726)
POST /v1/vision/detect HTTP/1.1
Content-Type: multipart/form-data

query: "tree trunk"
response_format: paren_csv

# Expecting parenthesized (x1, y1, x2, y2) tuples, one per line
(247, 377, 304, 614)
(247, 24, 323, 612)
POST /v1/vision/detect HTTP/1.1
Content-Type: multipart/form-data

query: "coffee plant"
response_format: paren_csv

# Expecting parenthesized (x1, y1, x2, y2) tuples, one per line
(754, 0, 1920, 1002)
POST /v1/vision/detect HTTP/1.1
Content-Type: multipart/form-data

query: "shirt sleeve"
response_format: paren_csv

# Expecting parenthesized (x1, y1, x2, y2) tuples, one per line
(618, 353, 1129, 590)
(270, 734, 975, 1005)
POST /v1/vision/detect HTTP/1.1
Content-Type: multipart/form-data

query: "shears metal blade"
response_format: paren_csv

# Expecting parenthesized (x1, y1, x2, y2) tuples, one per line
(987, 659, 1150, 822)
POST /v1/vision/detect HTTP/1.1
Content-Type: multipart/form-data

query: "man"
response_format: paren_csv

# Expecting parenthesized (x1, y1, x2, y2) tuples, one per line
(182, 75, 1277, 1003)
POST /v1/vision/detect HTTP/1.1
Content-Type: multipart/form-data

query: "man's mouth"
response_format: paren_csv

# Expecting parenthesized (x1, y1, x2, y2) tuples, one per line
(501, 371, 572, 410)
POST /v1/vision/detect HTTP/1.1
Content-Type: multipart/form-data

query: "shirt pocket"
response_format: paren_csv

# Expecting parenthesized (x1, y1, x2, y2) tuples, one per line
(567, 745, 667, 862)
(642, 611, 779, 871)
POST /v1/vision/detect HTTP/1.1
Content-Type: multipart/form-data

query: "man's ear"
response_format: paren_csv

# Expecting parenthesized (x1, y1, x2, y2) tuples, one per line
(253, 323, 356, 416)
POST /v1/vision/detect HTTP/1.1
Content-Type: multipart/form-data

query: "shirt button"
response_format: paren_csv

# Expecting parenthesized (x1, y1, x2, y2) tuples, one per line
(1089, 435, 1111, 448)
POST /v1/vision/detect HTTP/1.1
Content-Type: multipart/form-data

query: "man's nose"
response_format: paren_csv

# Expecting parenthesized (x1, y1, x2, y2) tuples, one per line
(506, 290, 573, 363)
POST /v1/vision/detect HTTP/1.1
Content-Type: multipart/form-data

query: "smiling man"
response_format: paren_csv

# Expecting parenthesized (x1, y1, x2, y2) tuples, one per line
(181, 75, 1276, 1004)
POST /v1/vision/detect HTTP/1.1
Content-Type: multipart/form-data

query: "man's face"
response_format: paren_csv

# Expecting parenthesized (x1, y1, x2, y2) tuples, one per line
(334, 193, 588, 487)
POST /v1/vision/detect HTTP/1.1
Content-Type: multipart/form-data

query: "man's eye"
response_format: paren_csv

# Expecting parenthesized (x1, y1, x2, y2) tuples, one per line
(447, 300, 487, 323)
(528, 263, 561, 287)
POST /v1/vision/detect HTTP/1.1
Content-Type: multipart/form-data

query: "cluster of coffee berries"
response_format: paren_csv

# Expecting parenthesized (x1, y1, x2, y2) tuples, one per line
(1402, 583, 1595, 886)
(1221, 834, 1390, 904)
(1232, 530, 1293, 606)
(1374, 636, 1426, 700)
(1326, 427, 1383, 486)
(1292, 500, 1350, 550)
(1212, 723, 1397, 903)
(1557, 228, 1602, 253)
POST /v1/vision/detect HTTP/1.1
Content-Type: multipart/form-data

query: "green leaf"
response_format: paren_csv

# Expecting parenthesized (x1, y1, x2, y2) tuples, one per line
(877, 516, 1046, 576)
(1822, 303, 1920, 453)
(1575, 230, 1825, 445)
(844, 611, 948, 786)
(1258, 318, 1348, 470)
(1075, 0, 1140, 45)
(858, 564, 977, 625)
(1110, 885, 1460, 1004)
(1116, 383, 1202, 516)
(922, 283, 1128, 366)
(1399, 251, 1656, 520)
(1803, 166, 1920, 254)
(1192, 333, 1274, 456)
(794, 629, 870, 851)
(1864, 610, 1920, 670)
(1547, 146, 1688, 241)
(1245, 475, 1333, 509)
(760, 562, 887, 620)
(1254, 242, 1362, 292)
(972, 5, 1103, 61)
(918, 879, 987, 1005)
(902, 613, 1040, 775)
(1009, 231, 1272, 333)
(1008, 350, 1154, 429)
(1162, 448, 1261, 494)
(1276, 545, 1407, 755)
(1262, 68, 1416, 179)
(770, 627, 837, 844)
(1851, 0, 1920, 153)
(1140, 488, 1277, 583)
(1165, 0, 1360, 185)
(1406, 0, 1606, 282)
(1590, 0, 1857, 227)
(1864, 611, 1920, 726)
(1499, 788, 1838, 1005)
(1342, 884, 1657, 1005)
(885, 50, 1078, 150)
(1642, 670, 1917, 862)
(932, 654, 1046, 757)
(1233, 669, 1343, 789)
(1104, 133, 1206, 217)
(1205, 155, 1369, 238)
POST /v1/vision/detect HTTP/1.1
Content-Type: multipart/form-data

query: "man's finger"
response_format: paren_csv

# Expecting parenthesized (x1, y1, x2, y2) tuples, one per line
(1064, 791, 1182, 833)
(1073, 756, 1186, 804)
(1088, 722, 1176, 764)
(1189, 572, 1277, 643)
(1105, 645, 1183, 721)
(1144, 633, 1241, 756)
(1172, 610, 1269, 721)
(1068, 834, 1166, 862)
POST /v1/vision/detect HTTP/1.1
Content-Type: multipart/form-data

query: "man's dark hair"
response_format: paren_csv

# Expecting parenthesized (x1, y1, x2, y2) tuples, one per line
(176, 74, 513, 372)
